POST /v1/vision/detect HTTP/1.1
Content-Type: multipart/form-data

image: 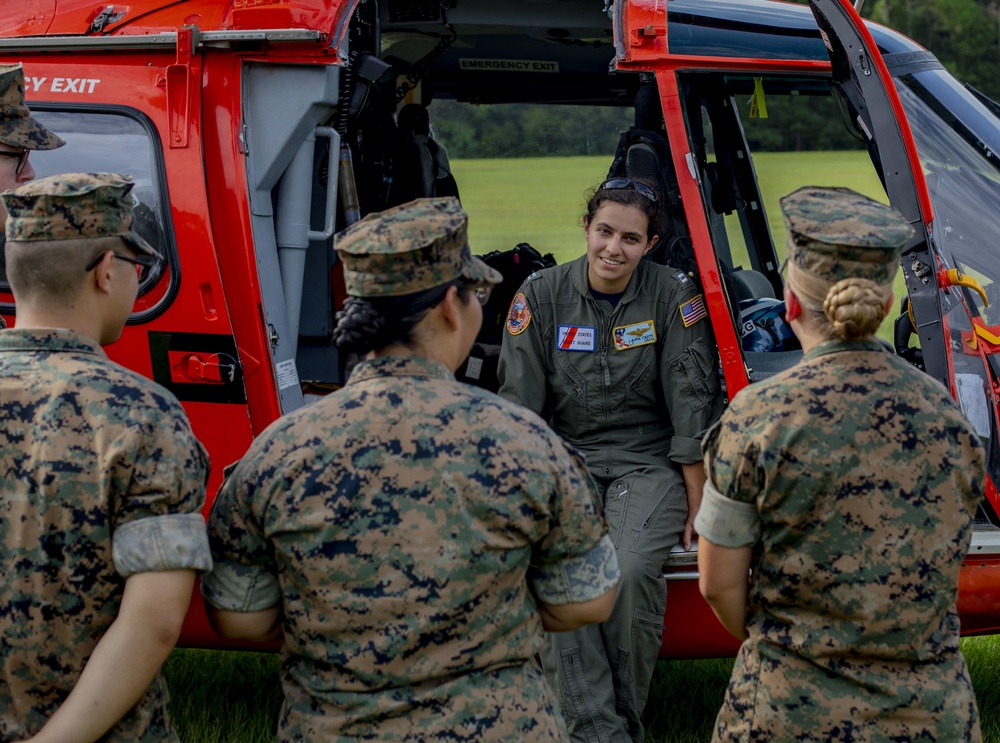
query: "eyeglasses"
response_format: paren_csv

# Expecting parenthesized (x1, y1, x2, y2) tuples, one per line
(599, 178, 660, 204)
(0, 149, 29, 176)
(85, 251, 160, 282)
(473, 284, 492, 306)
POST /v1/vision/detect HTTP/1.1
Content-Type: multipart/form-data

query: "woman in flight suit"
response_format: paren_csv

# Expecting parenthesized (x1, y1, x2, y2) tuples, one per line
(498, 179, 724, 743)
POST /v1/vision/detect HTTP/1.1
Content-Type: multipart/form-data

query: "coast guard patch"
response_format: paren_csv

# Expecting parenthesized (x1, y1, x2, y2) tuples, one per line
(506, 293, 532, 336)
(557, 325, 596, 352)
(679, 294, 707, 327)
(613, 320, 656, 351)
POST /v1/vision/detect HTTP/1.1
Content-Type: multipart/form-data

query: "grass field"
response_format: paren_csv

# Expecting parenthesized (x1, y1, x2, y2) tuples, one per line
(453, 151, 903, 342)
(164, 634, 1000, 741)
(161, 152, 994, 740)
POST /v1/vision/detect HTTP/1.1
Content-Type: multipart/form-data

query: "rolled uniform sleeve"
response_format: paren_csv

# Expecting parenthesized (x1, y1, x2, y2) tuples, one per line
(497, 279, 550, 418)
(660, 279, 724, 464)
(528, 442, 620, 604)
(695, 417, 763, 548)
(111, 400, 212, 577)
(202, 454, 281, 613)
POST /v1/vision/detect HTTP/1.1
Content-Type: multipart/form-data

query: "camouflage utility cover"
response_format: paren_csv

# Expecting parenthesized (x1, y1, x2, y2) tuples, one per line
(2, 172, 158, 256)
(335, 197, 501, 297)
(0, 63, 64, 151)
(0, 329, 211, 742)
(697, 338, 983, 741)
(203, 355, 618, 742)
(781, 186, 914, 285)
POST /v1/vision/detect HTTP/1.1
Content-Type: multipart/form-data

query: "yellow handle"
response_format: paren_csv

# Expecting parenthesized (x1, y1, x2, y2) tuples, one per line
(943, 268, 989, 307)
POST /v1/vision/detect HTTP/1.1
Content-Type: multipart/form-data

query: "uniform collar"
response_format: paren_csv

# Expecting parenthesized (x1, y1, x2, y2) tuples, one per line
(347, 354, 455, 385)
(0, 327, 106, 356)
(804, 336, 887, 361)
(571, 253, 647, 305)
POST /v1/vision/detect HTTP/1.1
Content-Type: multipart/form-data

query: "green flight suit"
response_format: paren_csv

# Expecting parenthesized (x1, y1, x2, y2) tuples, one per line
(498, 254, 723, 743)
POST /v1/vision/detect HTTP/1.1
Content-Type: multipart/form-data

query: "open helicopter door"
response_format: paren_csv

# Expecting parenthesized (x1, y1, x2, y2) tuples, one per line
(808, 0, 950, 387)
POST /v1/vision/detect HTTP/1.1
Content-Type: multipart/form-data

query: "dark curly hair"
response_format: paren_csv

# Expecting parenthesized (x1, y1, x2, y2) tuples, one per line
(583, 178, 662, 241)
(332, 279, 474, 356)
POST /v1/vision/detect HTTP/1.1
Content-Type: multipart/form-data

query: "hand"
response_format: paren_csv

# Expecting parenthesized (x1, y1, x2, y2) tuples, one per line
(682, 514, 698, 551)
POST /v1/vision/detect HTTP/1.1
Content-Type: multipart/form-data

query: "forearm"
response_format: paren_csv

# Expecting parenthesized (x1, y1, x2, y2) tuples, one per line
(681, 461, 707, 549)
(697, 540, 752, 641)
(701, 580, 748, 640)
(25, 570, 195, 743)
(539, 587, 617, 632)
(682, 461, 706, 518)
(210, 605, 283, 644)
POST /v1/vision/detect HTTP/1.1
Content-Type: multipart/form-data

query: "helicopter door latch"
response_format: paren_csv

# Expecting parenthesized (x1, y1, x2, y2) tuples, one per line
(938, 267, 989, 307)
(168, 351, 237, 385)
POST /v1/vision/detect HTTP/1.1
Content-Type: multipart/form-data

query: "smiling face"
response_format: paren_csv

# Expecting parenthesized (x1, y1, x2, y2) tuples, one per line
(584, 201, 658, 294)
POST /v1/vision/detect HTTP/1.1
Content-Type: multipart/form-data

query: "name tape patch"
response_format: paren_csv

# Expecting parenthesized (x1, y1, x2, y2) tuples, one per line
(613, 320, 657, 351)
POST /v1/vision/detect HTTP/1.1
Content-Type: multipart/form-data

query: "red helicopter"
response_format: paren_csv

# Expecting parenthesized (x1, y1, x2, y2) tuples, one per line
(1, 0, 998, 658)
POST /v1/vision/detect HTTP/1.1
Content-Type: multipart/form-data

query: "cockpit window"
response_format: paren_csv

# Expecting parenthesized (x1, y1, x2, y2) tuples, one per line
(9, 109, 171, 299)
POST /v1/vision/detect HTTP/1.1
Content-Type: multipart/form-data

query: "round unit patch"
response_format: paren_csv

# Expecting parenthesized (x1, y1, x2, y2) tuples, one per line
(506, 292, 532, 336)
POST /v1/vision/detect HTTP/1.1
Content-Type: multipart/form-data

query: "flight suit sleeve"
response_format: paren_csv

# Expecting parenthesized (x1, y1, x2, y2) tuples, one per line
(497, 282, 551, 418)
(111, 399, 212, 578)
(201, 447, 281, 613)
(528, 440, 620, 605)
(660, 278, 724, 464)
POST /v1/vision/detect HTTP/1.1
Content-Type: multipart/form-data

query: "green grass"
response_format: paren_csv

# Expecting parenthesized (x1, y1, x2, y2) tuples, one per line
(164, 636, 1000, 742)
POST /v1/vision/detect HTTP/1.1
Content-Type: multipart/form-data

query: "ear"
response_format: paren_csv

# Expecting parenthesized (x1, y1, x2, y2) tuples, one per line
(643, 234, 659, 256)
(885, 291, 894, 316)
(785, 288, 802, 322)
(438, 285, 463, 332)
(583, 215, 590, 235)
(91, 251, 115, 295)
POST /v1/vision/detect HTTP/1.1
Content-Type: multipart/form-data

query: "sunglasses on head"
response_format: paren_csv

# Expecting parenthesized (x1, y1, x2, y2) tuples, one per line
(85, 250, 161, 283)
(599, 178, 659, 204)
(0, 149, 29, 176)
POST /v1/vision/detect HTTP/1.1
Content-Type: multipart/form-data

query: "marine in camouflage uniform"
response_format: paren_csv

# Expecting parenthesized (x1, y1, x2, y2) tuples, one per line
(0, 173, 211, 741)
(0, 62, 66, 323)
(497, 181, 724, 743)
(202, 197, 620, 742)
(696, 187, 984, 742)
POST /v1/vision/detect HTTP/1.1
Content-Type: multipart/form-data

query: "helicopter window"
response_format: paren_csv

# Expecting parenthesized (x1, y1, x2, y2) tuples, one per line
(3, 108, 172, 302)
(679, 72, 893, 377)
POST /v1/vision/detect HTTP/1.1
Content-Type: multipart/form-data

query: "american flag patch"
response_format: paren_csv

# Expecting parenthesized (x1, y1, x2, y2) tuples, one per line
(679, 294, 707, 327)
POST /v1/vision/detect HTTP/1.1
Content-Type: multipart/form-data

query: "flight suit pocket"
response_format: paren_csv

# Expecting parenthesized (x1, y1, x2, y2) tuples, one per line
(603, 480, 630, 550)
(623, 344, 657, 409)
(670, 336, 720, 411)
(552, 351, 591, 434)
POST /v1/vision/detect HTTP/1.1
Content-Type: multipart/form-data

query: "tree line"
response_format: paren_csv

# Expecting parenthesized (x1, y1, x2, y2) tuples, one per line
(427, 0, 1000, 159)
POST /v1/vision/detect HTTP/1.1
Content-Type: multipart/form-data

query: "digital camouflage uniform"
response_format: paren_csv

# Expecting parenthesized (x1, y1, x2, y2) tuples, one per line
(497, 254, 723, 743)
(202, 197, 620, 742)
(0, 61, 65, 289)
(696, 187, 984, 742)
(0, 172, 209, 743)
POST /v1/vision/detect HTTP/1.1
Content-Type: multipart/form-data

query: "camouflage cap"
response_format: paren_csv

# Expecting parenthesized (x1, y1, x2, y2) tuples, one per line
(780, 186, 914, 285)
(0, 64, 65, 150)
(335, 197, 502, 297)
(2, 172, 159, 256)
